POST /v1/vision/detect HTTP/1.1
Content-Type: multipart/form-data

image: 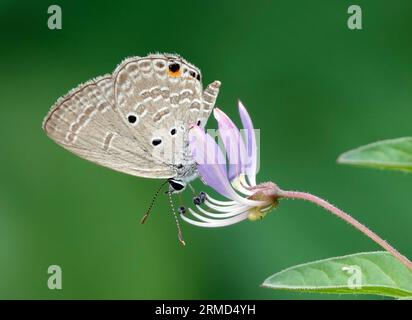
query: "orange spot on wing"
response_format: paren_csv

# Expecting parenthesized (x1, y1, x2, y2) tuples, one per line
(168, 69, 182, 78)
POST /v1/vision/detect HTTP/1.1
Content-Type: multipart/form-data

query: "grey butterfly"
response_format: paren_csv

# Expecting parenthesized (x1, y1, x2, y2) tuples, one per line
(43, 53, 221, 194)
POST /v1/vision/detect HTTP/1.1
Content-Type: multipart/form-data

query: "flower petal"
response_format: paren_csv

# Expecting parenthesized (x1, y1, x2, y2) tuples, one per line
(195, 204, 249, 218)
(213, 108, 249, 181)
(203, 200, 244, 213)
(181, 210, 249, 227)
(205, 194, 237, 206)
(238, 101, 257, 186)
(189, 126, 233, 198)
(231, 175, 253, 196)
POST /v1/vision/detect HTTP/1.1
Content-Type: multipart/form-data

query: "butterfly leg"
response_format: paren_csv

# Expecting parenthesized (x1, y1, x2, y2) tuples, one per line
(187, 183, 196, 194)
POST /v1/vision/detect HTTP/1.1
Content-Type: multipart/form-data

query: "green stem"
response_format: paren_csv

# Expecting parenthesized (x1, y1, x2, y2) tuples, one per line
(278, 190, 412, 272)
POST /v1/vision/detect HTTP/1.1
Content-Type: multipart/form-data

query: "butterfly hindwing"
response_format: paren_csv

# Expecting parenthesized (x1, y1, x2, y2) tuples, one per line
(113, 54, 215, 168)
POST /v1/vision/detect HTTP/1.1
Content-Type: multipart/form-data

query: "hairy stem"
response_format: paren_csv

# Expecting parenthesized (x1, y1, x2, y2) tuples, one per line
(278, 190, 412, 272)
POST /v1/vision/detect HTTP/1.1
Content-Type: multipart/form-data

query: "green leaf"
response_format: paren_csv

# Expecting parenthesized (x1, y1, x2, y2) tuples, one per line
(337, 137, 412, 172)
(262, 251, 412, 298)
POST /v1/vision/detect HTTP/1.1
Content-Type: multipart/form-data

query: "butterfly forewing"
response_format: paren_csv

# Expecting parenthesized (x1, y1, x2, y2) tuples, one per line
(43, 75, 175, 178)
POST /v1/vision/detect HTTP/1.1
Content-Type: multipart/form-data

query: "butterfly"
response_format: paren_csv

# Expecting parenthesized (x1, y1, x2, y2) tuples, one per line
(43, 53, 221, 195)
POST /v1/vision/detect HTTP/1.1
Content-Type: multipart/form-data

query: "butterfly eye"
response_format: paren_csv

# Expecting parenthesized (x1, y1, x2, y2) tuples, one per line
(168, 63, 181, 77)
(127, 114, 137, 124)
(170, 128, 177, 136)
(152, 139, 162, 146)
(168, 178, 185, 191)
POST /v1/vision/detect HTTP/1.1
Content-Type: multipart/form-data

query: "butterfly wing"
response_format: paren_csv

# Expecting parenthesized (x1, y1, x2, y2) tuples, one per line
(42, 74, 176, 179)
(43, 53, 221, 180)
(113, 54, 220, 171)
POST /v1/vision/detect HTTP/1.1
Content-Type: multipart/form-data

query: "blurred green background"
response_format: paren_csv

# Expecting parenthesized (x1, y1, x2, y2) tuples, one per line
(1, 0, 411, 299)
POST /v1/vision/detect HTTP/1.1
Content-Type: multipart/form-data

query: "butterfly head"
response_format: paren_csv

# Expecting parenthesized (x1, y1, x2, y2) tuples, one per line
(168, 166, 198, 194)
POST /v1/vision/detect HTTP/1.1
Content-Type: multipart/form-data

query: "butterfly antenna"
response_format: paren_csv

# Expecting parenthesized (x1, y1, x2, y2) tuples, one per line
(167, 191, 186, 246)
(140, 180, 168, 224)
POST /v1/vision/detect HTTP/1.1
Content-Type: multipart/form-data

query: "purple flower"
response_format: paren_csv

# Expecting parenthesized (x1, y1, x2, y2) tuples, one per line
(182, 101, 280, 227)
(177, 103, 412, 274)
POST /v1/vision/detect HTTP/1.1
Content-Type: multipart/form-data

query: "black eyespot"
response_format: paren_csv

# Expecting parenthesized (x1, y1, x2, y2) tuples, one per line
(197, 120, 201, 126)
(169, 63, 180, 73)
(152, 139, 162, 146)
(128, 115, 137, 124)
(176, 164, 183, 169)
(196, 74, 201, 81)
(170, 128, 177, 135)
(189, 71, 196, 78)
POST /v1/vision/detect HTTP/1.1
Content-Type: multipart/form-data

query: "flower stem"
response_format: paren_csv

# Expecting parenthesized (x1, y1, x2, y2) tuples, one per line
(278, 190, 412, 272)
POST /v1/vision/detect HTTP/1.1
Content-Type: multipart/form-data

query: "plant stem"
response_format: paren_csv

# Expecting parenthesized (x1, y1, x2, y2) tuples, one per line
(278, 190, 412, 272)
